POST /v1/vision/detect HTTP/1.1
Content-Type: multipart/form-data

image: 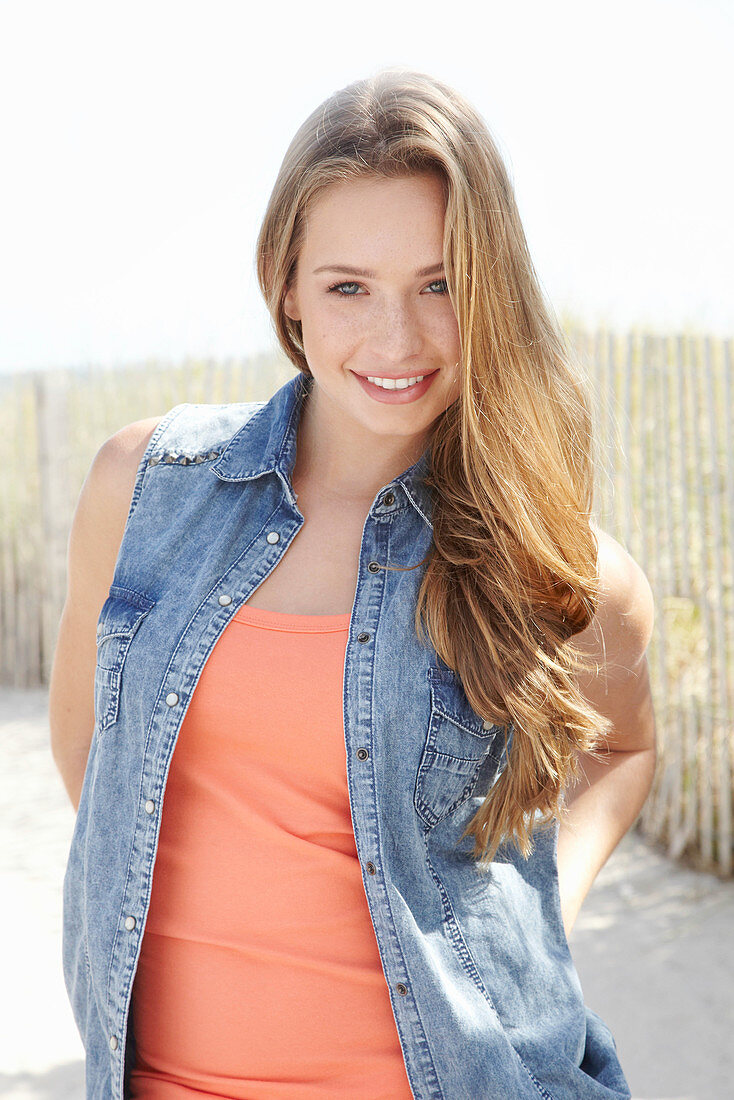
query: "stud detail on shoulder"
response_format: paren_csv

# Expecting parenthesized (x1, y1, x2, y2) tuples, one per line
(147, 449, 222, 468)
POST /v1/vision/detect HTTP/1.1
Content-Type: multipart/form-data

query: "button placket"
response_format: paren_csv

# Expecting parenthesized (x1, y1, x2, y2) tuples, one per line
(352, 520, 391, 904)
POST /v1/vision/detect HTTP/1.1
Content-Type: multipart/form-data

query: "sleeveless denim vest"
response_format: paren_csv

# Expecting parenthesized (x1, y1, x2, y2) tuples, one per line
(62, 370, 631, 1100)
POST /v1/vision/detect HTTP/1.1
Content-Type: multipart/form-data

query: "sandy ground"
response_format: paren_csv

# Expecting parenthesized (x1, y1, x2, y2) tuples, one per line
(1, 686, 732, 1100)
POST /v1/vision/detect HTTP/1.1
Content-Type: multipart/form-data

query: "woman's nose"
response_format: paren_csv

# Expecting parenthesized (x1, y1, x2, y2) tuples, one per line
(370, 299, 424, 362)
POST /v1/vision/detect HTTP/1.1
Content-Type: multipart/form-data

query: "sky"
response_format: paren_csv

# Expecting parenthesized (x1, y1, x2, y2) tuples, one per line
(0, 0, 731, 375)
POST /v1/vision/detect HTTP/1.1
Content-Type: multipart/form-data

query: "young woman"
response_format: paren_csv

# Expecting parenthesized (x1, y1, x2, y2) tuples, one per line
(51, 68, 656, 1100)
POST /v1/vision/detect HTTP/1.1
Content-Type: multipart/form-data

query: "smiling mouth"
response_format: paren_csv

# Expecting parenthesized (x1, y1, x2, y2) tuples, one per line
(351, 369, 440, 403)
(353, 369, 438, 389)
(366, 375, 426, 390)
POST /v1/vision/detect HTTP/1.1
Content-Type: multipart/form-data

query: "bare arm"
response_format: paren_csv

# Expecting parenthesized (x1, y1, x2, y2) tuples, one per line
(48, 416, 162, 812)
(556, 526, 657, 936)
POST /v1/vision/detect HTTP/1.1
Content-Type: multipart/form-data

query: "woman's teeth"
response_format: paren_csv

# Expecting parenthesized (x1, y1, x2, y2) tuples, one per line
(366, 375, 425, 390)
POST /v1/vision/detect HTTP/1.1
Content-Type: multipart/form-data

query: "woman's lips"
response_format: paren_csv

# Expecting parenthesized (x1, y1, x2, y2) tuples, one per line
(351, 370, 438, 404)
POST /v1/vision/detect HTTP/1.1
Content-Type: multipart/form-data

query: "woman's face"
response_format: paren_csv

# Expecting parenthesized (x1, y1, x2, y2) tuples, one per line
(283, 171, 462, 445)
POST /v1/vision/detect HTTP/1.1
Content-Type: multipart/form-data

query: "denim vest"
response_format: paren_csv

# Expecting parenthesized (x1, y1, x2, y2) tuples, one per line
(62, 371, 630, 1100)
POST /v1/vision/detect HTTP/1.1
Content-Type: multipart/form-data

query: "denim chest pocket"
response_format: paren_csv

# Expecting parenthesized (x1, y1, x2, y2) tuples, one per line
(94, 589, 155, 734)
(414, 667, 505, 828)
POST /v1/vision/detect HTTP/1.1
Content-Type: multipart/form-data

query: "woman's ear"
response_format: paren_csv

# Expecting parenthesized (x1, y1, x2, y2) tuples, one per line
(283, 282, 301, 322)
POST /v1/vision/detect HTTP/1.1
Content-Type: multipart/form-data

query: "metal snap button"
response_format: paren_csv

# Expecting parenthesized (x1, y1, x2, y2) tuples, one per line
(396, 982, 408, 996)
(356, 747, 369, 761)
(357, 632, 370, 643)
(382, 492, 396, 506)
(266, 531, 280, 544)
(166, 692, 179, 706)
(365, 861, 377, 875)
(367, 561, 380, 573)
(218, 594, 232, 606)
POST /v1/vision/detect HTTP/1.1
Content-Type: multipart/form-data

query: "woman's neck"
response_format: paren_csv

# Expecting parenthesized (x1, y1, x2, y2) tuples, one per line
(292, 381, 428, 503)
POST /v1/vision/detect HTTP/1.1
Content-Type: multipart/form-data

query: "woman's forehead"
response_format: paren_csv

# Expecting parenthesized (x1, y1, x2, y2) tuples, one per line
(300, 173, 447, 253)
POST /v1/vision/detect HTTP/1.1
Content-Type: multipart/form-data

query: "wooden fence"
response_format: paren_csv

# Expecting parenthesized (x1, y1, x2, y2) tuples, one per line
(1, 328, 732, 876)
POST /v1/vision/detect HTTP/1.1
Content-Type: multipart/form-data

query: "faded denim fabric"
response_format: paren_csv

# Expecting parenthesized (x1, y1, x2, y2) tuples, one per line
(62, 371, 631, 1100)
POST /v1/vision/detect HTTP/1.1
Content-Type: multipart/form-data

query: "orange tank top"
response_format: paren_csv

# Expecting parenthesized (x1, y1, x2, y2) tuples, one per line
(128, 603, 414, 1100)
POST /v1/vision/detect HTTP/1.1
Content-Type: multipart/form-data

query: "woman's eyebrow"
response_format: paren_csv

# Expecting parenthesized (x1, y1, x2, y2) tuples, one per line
(312, 262, 445, 278)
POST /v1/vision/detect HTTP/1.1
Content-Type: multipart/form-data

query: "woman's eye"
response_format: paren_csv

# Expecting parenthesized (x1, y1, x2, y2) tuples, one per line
(426, 278, 448, 294)
(327, 281, 362, 297)
(325, 278, 448, 298)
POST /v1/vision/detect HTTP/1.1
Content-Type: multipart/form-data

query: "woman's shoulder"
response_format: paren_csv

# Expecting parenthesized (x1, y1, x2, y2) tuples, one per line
(579, 521, 655, 667)
(70, 416, 168, 607)
(589, 523, 653, 611)
(96, 399, 266, 488)
(67, 401, 267, 637)
(99, 413, 165, 480)
(90, 413, 169, 537)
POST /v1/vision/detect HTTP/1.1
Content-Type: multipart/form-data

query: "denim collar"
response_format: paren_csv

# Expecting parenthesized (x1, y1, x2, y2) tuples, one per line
(210, 371, 433, 529)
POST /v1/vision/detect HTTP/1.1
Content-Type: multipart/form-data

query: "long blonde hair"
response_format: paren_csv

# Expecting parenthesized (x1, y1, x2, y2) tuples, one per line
(256, 67, 611, 866)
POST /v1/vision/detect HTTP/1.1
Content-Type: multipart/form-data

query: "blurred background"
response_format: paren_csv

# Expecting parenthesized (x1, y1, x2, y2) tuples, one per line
(1, 1, 733, 1097)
